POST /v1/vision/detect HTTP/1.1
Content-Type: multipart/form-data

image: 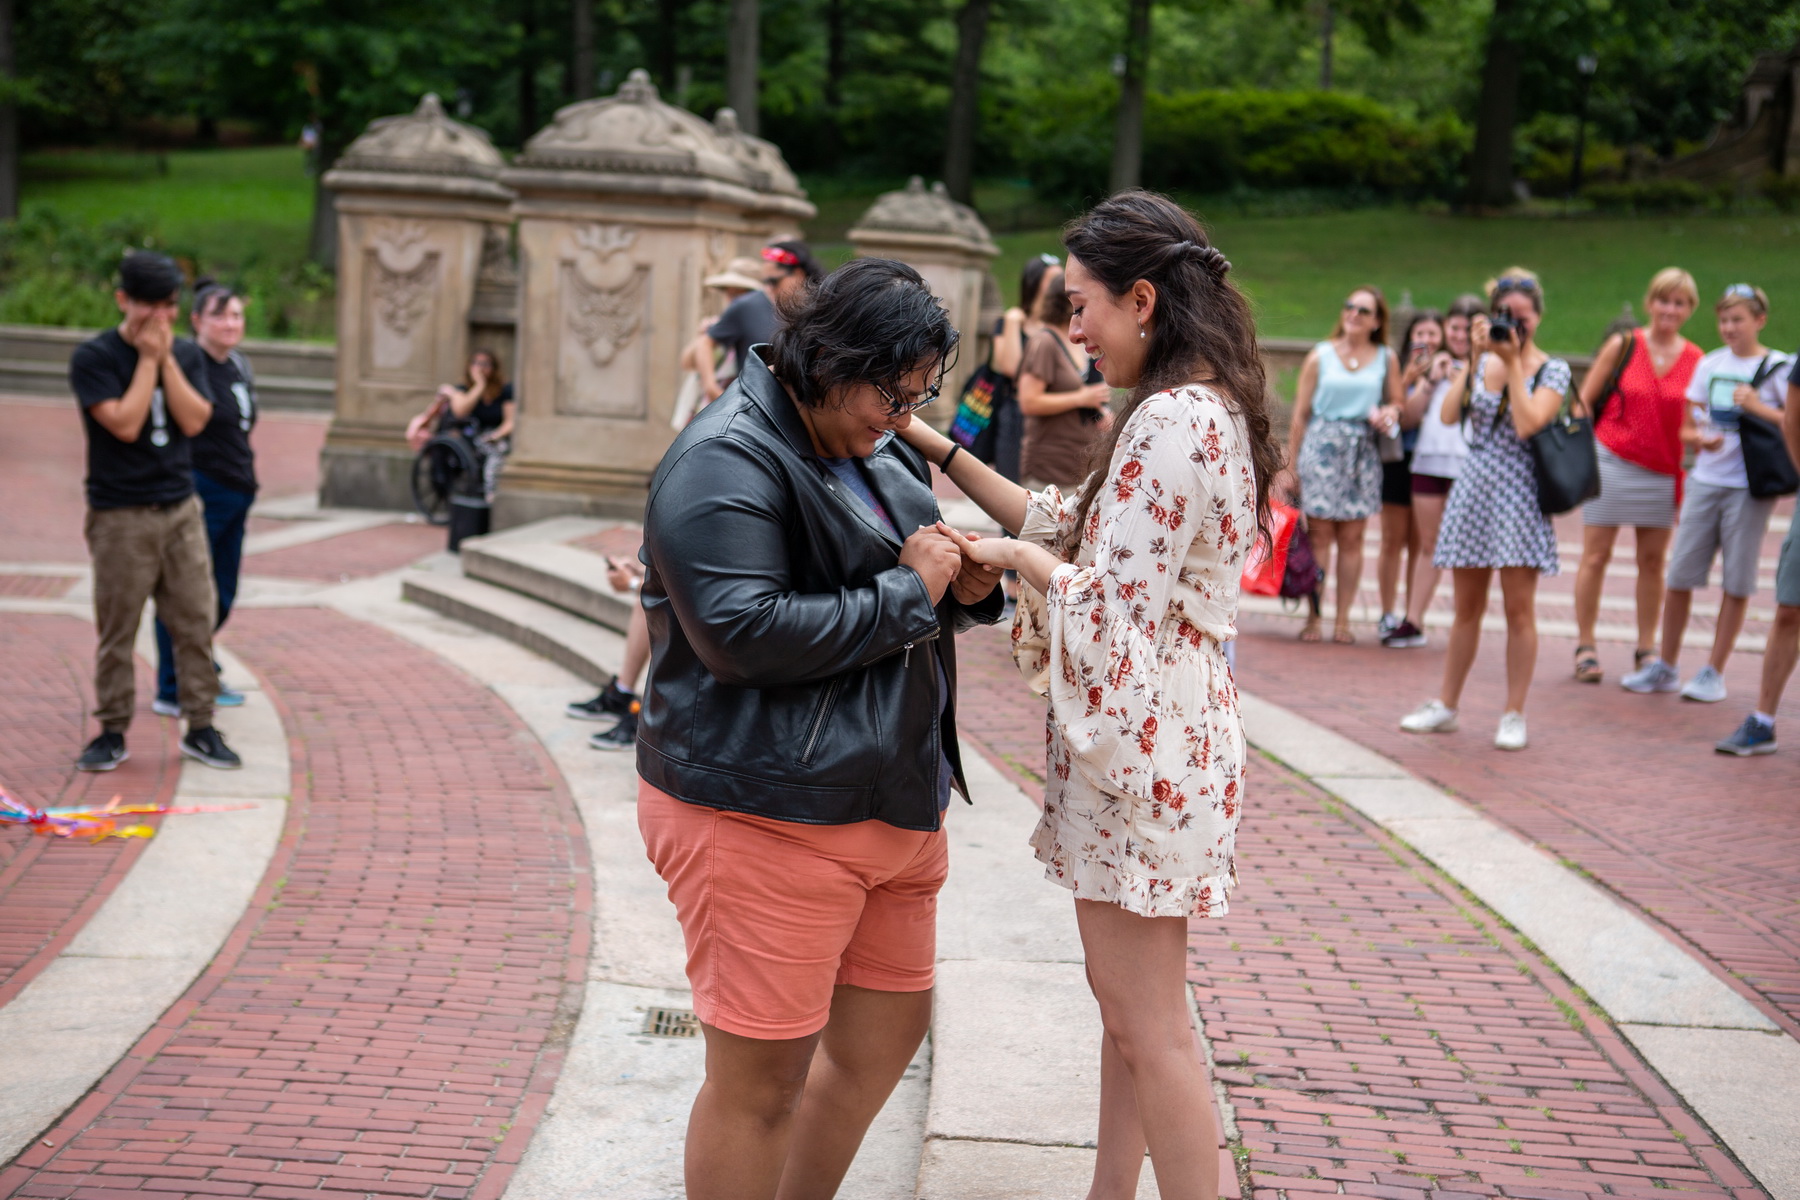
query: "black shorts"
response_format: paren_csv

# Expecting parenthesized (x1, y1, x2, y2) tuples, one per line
(1381, 455, 1412, 507)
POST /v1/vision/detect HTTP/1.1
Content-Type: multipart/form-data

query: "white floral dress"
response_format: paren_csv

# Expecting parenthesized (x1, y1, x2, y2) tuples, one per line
(1013, 387, 1255, 919)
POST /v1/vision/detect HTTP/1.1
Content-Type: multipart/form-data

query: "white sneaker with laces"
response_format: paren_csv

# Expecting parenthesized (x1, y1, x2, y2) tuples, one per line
(1494, 711, 1528, 750)
(1621, 658, 1679, 694)
(1680, 665, 1727, 703)
(1400, 700, 1459, 733)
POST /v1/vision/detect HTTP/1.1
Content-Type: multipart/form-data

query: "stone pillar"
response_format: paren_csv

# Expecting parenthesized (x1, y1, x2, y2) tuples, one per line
(318, 95, 516, 510)
(495, 72, 814, 525)
(848, 177, 999, 427)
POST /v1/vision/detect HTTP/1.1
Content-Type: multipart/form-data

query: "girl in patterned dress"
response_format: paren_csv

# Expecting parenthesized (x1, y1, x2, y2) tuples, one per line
(1401, 268, 1574, 751)
(900, 191, 1283, 1200)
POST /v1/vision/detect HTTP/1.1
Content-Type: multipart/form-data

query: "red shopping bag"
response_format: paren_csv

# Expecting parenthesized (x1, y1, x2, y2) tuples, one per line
(1240, 500, 1298, 596)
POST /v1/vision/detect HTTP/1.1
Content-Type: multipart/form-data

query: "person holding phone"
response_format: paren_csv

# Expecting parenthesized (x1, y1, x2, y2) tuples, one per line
(1622, 284, 1790, 702)
(1376, 309, 1444, 640)
(1018, 273, 1113, 489)
(1401, 268, 1570, 751)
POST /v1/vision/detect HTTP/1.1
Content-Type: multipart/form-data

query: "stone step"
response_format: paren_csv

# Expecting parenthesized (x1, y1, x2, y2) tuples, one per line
(401, 570, 617, 686)
(457, 517, 638, 634)
(0, 322, 337, 410)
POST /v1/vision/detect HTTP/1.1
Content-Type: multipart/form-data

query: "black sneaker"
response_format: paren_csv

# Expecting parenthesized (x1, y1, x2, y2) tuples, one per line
(566, 679, 635, 722)
(76, 731, 129, 772)
(588, 708, 638, 751)
(1382, 619, 1428, 648)
(181, 726, 243, 770)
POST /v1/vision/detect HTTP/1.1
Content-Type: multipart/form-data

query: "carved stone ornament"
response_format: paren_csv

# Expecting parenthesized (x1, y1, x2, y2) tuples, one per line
(476, 224, 519, 291)
(563, 224, 649, 367)
(515, 68, 791, 196)
(710, 107, 805, 197)
(334, 93, 505, 180)
(852, 176, 998, 254)
(370, 221, 439, 340)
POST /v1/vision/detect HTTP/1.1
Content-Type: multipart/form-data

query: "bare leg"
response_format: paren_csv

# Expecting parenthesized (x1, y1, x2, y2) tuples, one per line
(1403, 493, 1446, 629)
(622, 597, 652, 692)
(1332, 518, 1367, 640)
(1499, 567, 1540, 713)
(1303, 519, 1337, 642)
(1089, 1028, 1150, 1199)
(1574, 524, 1618, 649)
(1077, 900, 1218, 1200)
(1759, 606, 1800, 715)
(1377, 502, 1410, 616)
(1710, 593, 1752, 674)
(777, 986, 933, 1200)
(1440, 567, 1491, 711)
(686, 1025, 820, 1200)
(1661, 588, 1694, 668)
(1632, 527, 1672, 657)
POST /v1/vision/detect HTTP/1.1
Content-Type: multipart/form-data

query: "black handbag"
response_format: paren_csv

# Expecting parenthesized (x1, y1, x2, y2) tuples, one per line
(1739, 356, 1798, 499)
(1498, 362, 1600, 515)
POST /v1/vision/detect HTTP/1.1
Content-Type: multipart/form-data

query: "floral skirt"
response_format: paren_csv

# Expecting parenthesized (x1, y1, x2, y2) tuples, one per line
(1297, 418, 1382, 521)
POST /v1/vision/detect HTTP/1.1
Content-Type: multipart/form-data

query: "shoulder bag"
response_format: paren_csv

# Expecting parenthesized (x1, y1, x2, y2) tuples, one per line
(1498, 361, 1600, 515)
(1590, 330, 1634, 427)
(1739, 355, 1798, 499)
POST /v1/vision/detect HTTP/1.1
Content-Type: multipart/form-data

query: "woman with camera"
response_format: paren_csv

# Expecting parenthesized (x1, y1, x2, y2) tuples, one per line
(1279, 286, 1405, 643)
(1571, 268, 1702, 683)
(1401, 269, 1572, 750)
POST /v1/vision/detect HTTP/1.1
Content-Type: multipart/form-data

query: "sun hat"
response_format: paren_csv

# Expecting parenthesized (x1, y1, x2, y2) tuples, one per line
(704, 257, 765, 292)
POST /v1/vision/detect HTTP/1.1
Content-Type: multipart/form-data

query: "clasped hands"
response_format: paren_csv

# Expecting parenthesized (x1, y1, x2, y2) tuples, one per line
(900, 521, 1013, 606)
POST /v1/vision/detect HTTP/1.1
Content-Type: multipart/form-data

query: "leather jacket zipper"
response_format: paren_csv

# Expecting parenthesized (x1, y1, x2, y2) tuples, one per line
(798, 677, 843, 766)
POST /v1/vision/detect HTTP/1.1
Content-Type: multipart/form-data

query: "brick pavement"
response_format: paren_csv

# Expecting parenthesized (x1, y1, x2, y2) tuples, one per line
(0, 398, 326, 566)
(242, 523, 447, 582)
(0, 607, 590, 1200)
(0, 613, 180, 1004)
(951, 620, 1770, 1198)
(1232, 615, 1800, 1037)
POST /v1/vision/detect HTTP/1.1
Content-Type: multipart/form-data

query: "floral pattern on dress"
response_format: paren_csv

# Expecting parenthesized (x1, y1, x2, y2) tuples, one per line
(1011, 387, 1255, 919)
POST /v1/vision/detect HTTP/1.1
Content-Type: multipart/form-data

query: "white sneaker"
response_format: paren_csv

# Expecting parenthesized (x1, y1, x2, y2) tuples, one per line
(1621, 658, 1680, 693)
(1400, 700, 1459, 733)
(1680, 665, 1728, 703)
(1495, 711, 1528, 750)
(151, 698, 180, 718)
(1377, 612, 1401, 639)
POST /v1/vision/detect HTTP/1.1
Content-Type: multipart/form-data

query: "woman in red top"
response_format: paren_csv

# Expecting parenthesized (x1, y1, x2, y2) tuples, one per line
(1572, 268, 1703, 682)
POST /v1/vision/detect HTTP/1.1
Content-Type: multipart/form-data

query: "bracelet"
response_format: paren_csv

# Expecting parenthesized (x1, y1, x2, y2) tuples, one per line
(940, 444, 961, 472)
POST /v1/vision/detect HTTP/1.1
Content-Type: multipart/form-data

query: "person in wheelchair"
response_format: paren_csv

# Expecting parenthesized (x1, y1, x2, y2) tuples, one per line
(407, 349, 515, 503)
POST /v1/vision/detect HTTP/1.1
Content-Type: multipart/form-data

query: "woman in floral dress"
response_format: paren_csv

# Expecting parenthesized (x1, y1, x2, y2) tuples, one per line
(901, 190, 1282, 1200)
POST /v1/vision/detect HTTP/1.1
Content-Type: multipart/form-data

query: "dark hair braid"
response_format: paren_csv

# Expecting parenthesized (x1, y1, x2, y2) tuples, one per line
(1060, 190, 1279, 556)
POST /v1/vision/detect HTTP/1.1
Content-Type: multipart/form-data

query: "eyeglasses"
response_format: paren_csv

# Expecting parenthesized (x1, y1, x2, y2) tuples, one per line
(874, 379, 943, 417)
(1342, 303, 1375, 317)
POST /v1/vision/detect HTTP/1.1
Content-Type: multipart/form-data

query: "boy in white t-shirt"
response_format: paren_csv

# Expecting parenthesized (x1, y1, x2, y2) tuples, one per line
(1624, 284, 1790, 702)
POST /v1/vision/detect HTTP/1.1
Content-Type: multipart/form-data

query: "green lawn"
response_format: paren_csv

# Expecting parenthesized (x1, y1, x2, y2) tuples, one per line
(989, 210, 1800, 356)
(16, 147, 1800, 355)
(22, 146, 315, 268)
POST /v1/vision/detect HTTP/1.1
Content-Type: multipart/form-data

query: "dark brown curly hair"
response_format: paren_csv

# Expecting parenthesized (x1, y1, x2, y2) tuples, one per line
(1061, 190, 1281, 555)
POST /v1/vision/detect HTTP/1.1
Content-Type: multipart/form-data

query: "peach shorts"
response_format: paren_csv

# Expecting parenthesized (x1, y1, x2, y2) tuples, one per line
(637, 780, 949, 1040)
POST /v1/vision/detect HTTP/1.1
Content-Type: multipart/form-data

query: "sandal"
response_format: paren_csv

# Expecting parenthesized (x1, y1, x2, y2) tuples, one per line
(1332, 628, 1357, 645)
(1299, 618, 1323, 643)
(1574, 645, 1602, 683)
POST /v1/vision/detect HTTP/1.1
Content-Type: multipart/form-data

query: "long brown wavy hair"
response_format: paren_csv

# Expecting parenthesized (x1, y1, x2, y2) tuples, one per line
(460, 349, 507, 403)
(1061, 190, 1280, 555)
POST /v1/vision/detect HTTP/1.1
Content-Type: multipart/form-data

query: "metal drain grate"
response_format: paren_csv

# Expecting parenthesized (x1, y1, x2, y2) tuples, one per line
(642, 1007, 700, 1038)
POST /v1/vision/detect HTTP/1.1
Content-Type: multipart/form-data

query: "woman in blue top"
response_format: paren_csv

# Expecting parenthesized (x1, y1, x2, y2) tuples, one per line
(1279, 286, 1404, 643)
(1401, 268, 1573, 752)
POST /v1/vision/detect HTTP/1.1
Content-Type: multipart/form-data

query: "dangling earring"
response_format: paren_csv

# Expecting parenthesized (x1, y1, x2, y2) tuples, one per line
(1139, 325, 1147, 340)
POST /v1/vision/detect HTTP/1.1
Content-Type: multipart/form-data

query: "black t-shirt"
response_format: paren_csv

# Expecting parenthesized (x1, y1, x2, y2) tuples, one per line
(437, 383, 514, 435)
(181, 339, 258, 495)
(69, 329, 195, 510)
(708, 290, 778, 372)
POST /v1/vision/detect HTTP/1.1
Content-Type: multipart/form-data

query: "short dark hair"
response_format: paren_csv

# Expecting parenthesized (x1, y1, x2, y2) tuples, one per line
(119, 252, 184, 302)
(190, 276, 238, 328)
(767, 258, 958, 410)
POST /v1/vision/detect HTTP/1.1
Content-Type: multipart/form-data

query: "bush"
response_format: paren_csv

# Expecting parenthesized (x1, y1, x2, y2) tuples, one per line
(1582, 178, 1718, 215)
(1760, 172, 1800, 214)
(1014, 86, 1470, 209)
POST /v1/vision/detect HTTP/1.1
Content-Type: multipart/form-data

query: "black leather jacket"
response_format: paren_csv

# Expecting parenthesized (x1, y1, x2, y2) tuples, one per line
(637, 349, 1004, 831)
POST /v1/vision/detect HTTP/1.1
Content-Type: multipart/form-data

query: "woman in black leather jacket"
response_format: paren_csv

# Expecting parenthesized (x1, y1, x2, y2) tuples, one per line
(637, 258, 1004, 1200)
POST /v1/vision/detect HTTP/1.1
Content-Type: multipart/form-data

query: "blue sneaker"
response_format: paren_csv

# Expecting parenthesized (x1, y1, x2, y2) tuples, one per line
(1715, 715, 1776, 757)
(216, 687, 246, 708)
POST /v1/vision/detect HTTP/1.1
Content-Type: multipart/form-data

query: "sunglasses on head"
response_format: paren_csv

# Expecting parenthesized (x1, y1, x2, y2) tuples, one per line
(1493, 276, 1539, 298)
(1722, 283, 1760, 301)
(1037, 253, 1061, 266)
(762, 246, 801, 268)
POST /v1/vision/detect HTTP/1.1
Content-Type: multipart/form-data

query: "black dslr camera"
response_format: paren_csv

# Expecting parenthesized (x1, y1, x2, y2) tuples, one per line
(1487, 313, 1520, 343)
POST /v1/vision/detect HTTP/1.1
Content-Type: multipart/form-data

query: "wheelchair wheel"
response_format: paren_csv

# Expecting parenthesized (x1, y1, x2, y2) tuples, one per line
(411, 432, 481, 526)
